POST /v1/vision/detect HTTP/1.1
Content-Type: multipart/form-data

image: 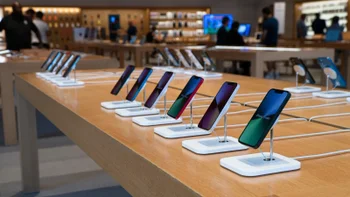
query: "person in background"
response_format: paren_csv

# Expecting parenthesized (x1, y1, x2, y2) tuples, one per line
(261, 7, 279, 79)
(0, 2, 42, 51)
(296, 14, 307, 39)
(127, 21, 138, 60)
(146, 26, 158, 43)
(327, 16, 344, 41)
(32, 11, 50, 49)
(216, 16, 230, 45)
(227, 21, 250, 76)
(25, 8, 35, 21)
(312, 13, 326, 35)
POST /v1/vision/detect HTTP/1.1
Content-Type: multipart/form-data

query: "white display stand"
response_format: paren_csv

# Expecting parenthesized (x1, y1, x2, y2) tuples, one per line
(196, 71, 223, 78)
(101, 84, 142, 109)
(312, 68, 350, 99)
(115, 107, 160, 117)
(182, 115, 248, 154)
(283, 65, 321, 93)
(132, 94, 182, 126)
(55, 80, 85, 87)
(220, 128, 301, 177)
(347, 98, 350, 102)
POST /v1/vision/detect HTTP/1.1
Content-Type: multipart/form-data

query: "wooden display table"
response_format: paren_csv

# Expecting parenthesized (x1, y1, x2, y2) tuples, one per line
(0, 49, 117, 145)
(14, 71, 350, 196)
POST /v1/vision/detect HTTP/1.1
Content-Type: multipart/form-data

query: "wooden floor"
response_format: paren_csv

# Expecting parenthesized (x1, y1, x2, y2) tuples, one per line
(15, 68, 350, 197)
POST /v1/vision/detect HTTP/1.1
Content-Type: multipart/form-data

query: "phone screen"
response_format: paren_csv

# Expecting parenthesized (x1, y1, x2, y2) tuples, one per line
(126, 68, 153, 102)
(62, 55, 81, 78)
(290, 57, 315, 84)
(239, 89, 291, 149)
(41, 51, 56, 69)
(111, 65, 135, 95)
(144, 71, 174, 109)
(55, 54, 74, 74)
(185, 50, 203, 69)
(45, 52, 62, 71)
(164, 48, 179, 66)
(198, 82, 238, 130)
(202, 52, 215, 67)
(49, 53, 66, 72)
(179, 49, 192, 66)
(174, 49, 190, 68)
(157, 49, 168, 62)
(317, 57, 346, 88)
(167, 76, 204, 119)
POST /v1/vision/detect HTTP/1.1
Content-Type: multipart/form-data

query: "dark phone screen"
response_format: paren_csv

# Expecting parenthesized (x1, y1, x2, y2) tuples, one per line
(290, 58, 316, 84)
(144, 72, 173, 108)
(180, 49, 192, 65)
(111, 65, 135, 95)
(126, 68, 153, 102)
(46, 52, 62, 71)
(62, 55, 81, 78)
(55, 54, 74, 74)
(167, 76, 203, 119)
(198, 82, 237, 130)
(41, 51, 56, 69)
(239, 89, 291, 148)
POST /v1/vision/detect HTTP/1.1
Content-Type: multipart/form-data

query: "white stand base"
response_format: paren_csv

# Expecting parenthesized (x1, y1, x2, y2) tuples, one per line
(154, 124, 210, 139)
(55, 80, 85, 87)
(312, 90, 350, 99)
(167, 67, 184, 73)
(182, 136, 248, 154)
(347, 97, 350, 102)
(152, 66, 172, 70)
(184, 70, 197, 75)
(101, 100, 142, 110)
(36, 72, 52, 78)
(196, 71, 223, 78)
(49, 77, 72, 83)
(115, 107, 160, 117)
(220, 152, 301, 177)
(284, 86, 321, 93)
(132, 115, 182, 126)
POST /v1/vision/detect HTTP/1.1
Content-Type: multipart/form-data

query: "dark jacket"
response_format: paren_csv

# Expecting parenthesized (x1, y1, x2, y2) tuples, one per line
(216, 26, 229, 45)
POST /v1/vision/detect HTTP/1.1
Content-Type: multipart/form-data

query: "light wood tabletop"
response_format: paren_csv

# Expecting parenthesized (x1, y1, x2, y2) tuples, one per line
(14, 71, 350, 197)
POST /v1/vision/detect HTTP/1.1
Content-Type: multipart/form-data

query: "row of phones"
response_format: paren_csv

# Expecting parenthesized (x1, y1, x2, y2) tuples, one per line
(40, 51, 81, 78)
(110, 66, 291, 149)
(290, 57, 346, 88)
(157, 48, 214, 70)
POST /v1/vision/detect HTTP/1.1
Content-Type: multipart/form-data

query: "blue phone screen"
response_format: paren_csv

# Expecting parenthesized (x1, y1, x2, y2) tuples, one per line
(126, 68, 153, 102)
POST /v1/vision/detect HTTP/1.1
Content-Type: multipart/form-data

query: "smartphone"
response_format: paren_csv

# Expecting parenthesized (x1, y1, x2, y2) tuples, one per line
(179, 49, 193, 67)
(198, 82, 240, 132)
(55, 54, 75, 74)
(238, 89, 291, 149)
(317, 57, 346, 88)
(173, 49, 190, 68)
(168, 49, 180, 64)
(290, 57, 316, 84)
(156, 49, 169, 63)
(62, 55, 81, 78)
(126, 67, 153, 102)
(184, 49, 203, 69)
(144, 71, 175, 109)
(40, 51, 56, 69)
(167, 76, 204, 119)
(45, 52, 62, 71)
(201, 52, 216, 68)
(110, 65, 135, 95)
(164, 48, 179, 66)
(48, 53, 66, 72)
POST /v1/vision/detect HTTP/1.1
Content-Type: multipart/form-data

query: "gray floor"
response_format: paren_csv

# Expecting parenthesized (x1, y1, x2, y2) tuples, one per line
(0, 136, 131, 197)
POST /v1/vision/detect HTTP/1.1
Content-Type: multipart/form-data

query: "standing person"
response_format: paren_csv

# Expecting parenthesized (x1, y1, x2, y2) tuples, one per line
(146, 26, 158, 43)
(312, 13, 326, 35)
(261, 7, 279, 79)
(227, 21, 250, 76)
(327, 16, 344, 41)
(32, 11, 50, 49)
(216, 16, 230, 45)
(0, 2, 42, 50)
(296, 14, 307, 39)
(25, 8, 35, 21)
(126, 21, 137, 60)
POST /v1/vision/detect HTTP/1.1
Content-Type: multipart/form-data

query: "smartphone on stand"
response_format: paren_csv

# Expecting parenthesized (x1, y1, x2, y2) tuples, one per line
(48, 53, 66, 72)
(198, 82, 240, 132)
(174, 49, 191, 68)
(290, 57, 316, 84)
(167, 76, 204, 119)
(317, 57, 347, 88)
(62, 55, 82, 78)
(144, 71, 175, 109)
(111, 65, 136, 96)
(55, 54, 75, 75)
(185, 49, 203, 70)
(45, 52, 63, 71)
(40, 51, 56, 69)
(126, 67, 153, 102)
(238, 89, 291, 149)
(164, 48, 179, 66)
